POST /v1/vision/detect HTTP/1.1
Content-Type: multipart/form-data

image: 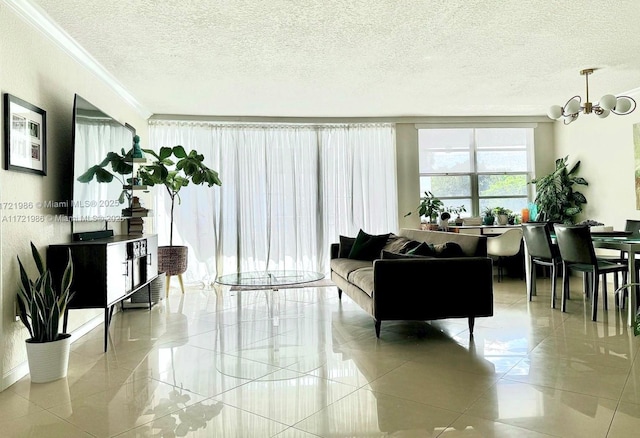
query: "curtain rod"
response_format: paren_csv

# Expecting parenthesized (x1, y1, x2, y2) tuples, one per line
(148, 120, 395, 129)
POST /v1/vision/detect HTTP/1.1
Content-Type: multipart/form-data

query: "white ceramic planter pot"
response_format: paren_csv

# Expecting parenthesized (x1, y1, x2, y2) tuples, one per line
(25, 333, 72, 383)
(497, 214, 509, 225)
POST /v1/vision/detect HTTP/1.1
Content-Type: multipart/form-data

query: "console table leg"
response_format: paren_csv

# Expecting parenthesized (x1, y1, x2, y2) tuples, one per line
(165, 276, 171, 297)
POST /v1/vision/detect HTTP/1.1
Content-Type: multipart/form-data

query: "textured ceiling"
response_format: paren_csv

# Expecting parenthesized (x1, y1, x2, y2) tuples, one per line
(27, 0, 640, 117)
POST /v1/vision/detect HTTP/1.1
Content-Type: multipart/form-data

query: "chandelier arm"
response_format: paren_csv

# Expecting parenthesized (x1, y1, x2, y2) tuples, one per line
(562, 95, 581, 116)
(611, 96, 637, 115)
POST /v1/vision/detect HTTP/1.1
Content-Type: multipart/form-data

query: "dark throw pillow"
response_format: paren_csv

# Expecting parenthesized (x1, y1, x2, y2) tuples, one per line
(339, 235, 356, 258)
(348, 230, 391, 261)
(406, 241, 436, 257)
(433, 242, 464, 258)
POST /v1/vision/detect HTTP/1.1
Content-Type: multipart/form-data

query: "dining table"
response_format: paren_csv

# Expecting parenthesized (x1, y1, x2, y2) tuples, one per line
(525, 230, 640, 327)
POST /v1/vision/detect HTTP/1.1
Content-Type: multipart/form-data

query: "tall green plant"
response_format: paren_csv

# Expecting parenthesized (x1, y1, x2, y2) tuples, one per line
(17, 243, 74, 343)
(530, 156, 588, 224)
(139, 146, 222, 246)
(77, 144, 222, 246)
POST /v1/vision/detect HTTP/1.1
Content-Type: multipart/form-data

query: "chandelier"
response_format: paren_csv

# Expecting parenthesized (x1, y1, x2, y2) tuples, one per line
(547, 68, 636, 124)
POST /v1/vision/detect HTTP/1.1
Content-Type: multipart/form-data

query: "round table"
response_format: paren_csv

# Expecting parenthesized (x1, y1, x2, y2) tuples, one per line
(216, 270, 324, 290)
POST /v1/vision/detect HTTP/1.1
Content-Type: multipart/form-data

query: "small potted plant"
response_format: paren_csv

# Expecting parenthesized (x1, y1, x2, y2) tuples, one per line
(493, 207, 511, 225)
(405, 191, 444, 230)
(482, 207, 495, 225)
(447, 205, 467, 226)
(17, 242, 74, 383)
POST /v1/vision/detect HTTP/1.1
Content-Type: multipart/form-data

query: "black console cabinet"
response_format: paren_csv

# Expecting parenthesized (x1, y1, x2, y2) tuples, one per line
(48, 234, 158, 351)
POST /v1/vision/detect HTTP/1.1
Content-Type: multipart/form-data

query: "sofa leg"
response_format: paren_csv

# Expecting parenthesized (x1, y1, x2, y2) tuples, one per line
(468, 317, 475, 334)
(374, 320, 381, 338)
(337, 288, 342, 299)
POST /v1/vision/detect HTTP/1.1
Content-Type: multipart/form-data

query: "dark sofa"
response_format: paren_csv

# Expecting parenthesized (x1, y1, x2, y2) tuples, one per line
(330, 228, 494, 337)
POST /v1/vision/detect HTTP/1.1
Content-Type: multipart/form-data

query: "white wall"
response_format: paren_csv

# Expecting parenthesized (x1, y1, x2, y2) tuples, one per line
(553, 111, 640, 228)
(0, 3, 148, 389)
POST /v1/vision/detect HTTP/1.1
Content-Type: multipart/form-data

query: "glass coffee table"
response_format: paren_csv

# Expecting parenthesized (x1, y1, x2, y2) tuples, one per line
(216, 270, 324, 290)
(216, 270, 325, 327)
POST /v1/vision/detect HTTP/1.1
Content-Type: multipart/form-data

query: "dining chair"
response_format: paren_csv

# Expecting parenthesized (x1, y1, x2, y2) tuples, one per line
(522, 223, 562, 307)
(553, 224, 628, 321)
(487, 228, 523, 282)
(613, 219, 640, 308)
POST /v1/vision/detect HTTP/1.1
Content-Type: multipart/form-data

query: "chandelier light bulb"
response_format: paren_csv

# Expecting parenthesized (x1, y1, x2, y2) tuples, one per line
(615, 97, 632, 114)
(599, 94, 616, 110)
(597, 109, 610, 118)
(565, 98, 581, 115)
(547, 105, 563, 120)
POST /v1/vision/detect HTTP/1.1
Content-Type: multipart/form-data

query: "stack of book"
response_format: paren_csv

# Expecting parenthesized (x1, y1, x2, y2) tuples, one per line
(125, 197, 147, 235)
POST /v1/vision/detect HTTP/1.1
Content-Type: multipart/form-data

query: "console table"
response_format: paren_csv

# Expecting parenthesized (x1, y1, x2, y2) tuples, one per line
(47, 234, 158, 352)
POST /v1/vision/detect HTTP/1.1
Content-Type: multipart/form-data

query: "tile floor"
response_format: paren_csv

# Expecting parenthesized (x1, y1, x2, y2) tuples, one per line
(4, 275, 640, 437)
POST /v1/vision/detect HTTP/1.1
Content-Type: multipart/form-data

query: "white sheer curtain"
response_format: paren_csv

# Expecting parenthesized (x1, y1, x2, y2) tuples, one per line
(148, 121, 398, 284)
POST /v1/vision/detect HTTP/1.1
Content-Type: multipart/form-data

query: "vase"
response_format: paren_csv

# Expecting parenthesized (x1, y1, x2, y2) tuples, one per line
(497, 214, 508, 225)
(25, 333, 72, 383)
(483, 215, 495, 225)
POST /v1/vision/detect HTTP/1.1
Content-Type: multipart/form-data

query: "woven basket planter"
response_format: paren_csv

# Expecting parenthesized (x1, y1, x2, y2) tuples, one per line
(131, 272, 166, 303)
(158, 246, 188, 276)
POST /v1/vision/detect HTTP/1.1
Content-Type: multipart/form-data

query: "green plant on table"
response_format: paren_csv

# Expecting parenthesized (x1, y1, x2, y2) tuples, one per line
(492, 207, 512, 216)
(447, 205, 467, 217)
(17, 243, 74, 343)
(405, 191, 444, 223)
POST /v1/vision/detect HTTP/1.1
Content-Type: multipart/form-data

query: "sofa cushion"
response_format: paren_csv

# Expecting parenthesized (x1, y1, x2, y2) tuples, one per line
(433, 242, 464, 258)
(339, 235, 356, 258)
(330, 258, 372, 279)
(348, 230, 391, 261)
(347, 267, 374, 297)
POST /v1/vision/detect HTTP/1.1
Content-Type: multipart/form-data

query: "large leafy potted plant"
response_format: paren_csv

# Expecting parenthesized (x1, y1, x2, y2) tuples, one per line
(17, 242, 74, 383)
(138, 145, 221, 291)
(530, 156, 588, 224)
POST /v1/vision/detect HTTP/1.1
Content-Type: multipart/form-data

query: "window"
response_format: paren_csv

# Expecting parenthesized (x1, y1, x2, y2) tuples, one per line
(418, 127, 533, 217)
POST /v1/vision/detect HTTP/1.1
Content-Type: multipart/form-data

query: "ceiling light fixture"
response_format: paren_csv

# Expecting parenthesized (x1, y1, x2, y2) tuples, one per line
(547, 68, 636, 124)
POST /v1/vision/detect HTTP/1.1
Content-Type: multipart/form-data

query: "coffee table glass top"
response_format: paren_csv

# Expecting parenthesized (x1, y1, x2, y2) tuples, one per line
(216, 270, 324, 288)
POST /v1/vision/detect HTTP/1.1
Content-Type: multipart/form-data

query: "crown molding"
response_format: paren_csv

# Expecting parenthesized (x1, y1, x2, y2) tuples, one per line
(2, 0, 152, 119)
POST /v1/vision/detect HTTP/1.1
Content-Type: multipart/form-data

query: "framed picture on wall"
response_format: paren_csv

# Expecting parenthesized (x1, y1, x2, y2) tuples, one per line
(3, 93, 47, 175)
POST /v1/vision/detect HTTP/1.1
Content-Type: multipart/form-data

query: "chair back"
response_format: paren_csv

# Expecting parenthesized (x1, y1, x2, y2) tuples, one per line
(487, 228, 523, 257)
(522, 223, 557, 260)
(553, 224, 596, 265)
(625, 219, 640, 238)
